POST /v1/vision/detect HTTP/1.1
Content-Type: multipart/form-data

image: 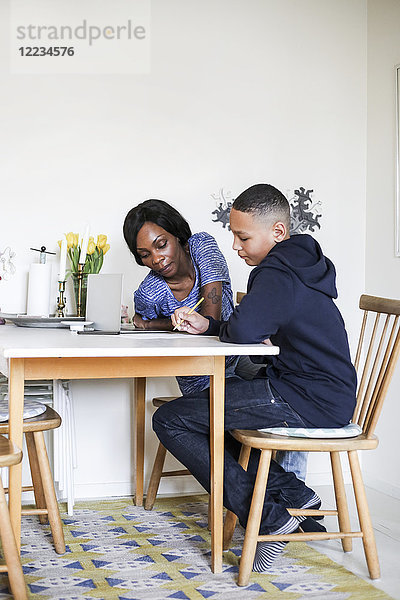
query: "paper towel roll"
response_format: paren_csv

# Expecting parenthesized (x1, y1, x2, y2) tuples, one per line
(27, 263, 52, 316)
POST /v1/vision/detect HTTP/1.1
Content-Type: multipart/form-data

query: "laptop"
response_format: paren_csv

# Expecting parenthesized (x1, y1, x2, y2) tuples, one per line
(79, 273, 123, 334)
(79, 273, 175, 335)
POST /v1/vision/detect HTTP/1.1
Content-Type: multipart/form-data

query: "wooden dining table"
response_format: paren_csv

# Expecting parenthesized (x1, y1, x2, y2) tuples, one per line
(0, 324, 278, 573)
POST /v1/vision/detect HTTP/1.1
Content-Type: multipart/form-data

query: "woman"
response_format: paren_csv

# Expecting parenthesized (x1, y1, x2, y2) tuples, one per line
(123, 199, 236, 395)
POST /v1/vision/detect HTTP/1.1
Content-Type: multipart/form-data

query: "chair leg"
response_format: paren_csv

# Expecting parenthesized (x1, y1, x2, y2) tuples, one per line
(330, 451, 352, 552)
(348, 450, 380, 579)
(223, 444, 251, 550)
(238, 449, 272, 587)
(33, 432, 65, 554)
(144, 443, 167, 511)
(0, 477, 27, 600)
(25, 432, 48, 525)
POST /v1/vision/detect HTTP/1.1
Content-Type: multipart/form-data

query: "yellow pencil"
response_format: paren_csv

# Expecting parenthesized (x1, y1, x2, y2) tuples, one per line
(173, 297, 205, 330)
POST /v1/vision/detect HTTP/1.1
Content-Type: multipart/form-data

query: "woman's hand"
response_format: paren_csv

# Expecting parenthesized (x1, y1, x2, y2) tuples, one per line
(172, 306, 209, 335)
(133, 314, 147, 329)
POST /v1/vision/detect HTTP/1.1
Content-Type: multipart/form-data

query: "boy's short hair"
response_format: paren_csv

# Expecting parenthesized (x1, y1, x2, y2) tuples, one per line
(123, 199, 192, 265)
(233, 184, 290, 228)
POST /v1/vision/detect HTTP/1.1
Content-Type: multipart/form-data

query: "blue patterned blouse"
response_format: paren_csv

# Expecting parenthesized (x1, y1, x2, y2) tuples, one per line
(134, 232, 235, 395)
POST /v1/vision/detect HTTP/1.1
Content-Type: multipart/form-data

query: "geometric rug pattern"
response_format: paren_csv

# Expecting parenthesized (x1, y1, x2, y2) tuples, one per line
(0, 495, 394, 599)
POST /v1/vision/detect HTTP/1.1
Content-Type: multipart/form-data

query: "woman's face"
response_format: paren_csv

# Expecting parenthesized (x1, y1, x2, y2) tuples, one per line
(136, 222, 186, 278)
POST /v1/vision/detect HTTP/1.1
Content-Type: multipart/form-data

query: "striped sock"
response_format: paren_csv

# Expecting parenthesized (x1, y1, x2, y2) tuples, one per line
(296, 492, 322, 524)
(252, 516, 299, 572)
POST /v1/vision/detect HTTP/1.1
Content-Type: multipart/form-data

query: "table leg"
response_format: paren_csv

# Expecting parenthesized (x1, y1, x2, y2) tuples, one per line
(134, 377, 146, 506)
(8, 358, 25, 551)
(209, 356, 225, 573)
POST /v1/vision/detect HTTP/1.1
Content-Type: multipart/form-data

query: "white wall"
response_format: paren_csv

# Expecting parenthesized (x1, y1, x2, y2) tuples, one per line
(0, 0, 367, 498)
(364, 0, 400, 498)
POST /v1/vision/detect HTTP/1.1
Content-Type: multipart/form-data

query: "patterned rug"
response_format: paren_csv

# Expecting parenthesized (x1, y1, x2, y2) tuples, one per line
(0, 495, 393, 600)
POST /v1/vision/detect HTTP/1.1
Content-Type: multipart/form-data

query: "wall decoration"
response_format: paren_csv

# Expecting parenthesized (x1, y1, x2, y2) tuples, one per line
(289, 187, 322, 234)
(211, 188, 233, 230)
(0, 246, 16, 281)
(211, 186, 322, 235)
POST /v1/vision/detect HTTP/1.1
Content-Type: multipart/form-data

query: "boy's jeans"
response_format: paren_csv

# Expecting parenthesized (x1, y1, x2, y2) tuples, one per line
(235, 355, 308, 481)
(153, 375, 316, 534)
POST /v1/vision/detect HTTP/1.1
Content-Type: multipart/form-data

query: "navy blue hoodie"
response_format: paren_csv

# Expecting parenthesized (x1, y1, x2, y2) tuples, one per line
(205, 234, 357, 428)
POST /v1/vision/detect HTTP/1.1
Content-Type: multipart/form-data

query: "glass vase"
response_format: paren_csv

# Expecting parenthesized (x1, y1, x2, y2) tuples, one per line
(72, 273, 88, 317)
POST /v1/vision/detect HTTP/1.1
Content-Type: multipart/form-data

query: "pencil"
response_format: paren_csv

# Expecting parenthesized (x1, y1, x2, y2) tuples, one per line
(173, 296, 205, 330)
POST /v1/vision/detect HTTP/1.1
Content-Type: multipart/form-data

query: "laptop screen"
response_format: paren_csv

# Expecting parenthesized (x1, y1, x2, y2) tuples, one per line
(85, 274, 123, 332)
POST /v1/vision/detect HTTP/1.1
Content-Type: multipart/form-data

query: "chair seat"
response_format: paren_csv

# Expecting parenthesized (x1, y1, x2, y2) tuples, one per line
(232, 429, 379, 452)
(0, 437, 22, 468)
(0, 406, 61, 434)
(0, 397, 47, 422)
(259, 423, 363, 438)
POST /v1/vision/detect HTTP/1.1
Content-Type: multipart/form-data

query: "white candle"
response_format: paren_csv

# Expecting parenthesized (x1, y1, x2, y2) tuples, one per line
(59, 238, 67, 281)
(79, 225, 90, 264)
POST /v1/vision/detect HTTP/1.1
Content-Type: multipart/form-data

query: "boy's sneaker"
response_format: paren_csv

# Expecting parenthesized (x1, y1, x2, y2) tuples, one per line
(298, 516, 326, 532)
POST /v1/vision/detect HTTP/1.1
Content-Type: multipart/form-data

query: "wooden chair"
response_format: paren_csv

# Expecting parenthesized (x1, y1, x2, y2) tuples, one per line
(2, 406, 65, 554)
(223, 294, 400, 586)
(145, 397, 190, 511)
(0, 435, 27, 599)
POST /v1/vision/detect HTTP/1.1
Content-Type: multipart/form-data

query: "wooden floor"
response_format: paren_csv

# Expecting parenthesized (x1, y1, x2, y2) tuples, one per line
(311, 484, 400, 599)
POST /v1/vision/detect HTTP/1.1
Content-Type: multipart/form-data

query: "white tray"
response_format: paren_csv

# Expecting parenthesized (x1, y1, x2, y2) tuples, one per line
(0, 313, 88, 328)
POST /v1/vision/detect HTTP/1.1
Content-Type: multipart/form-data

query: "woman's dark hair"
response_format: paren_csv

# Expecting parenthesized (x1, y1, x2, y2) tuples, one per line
(123, 199, 192, 265)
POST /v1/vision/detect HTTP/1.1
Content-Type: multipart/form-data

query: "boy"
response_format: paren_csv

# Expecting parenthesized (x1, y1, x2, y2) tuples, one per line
(153, 183, 356, 571)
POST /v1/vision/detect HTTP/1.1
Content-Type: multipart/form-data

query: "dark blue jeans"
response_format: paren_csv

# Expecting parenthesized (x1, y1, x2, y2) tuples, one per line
(153, 375, 316, 534)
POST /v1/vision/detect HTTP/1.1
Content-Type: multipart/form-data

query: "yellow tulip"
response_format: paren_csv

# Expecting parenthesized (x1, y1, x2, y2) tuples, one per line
(97, 234, 107, 249)
(57, 240, 62, 249)
(72, 233, 79, 247)
(89, 236, 95, 244)
(87, 241, 96, 255)
(103, 243, 110, 254)
(65, 231, 78, 250)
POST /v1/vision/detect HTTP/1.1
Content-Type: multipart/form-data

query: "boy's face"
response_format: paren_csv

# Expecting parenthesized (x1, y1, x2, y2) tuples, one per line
(230, 208, 288, 266)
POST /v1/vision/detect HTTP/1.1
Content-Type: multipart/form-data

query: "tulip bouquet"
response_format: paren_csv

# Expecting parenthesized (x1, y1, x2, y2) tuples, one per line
(58, 232, 110, 276)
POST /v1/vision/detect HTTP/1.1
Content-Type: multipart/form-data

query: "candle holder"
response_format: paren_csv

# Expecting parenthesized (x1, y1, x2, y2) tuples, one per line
(56, 280, 67, 317)
(75, 263, 85, 317)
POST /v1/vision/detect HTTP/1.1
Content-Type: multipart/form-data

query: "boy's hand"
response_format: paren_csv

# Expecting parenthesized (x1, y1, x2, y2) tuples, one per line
(172, 307, 209, 335)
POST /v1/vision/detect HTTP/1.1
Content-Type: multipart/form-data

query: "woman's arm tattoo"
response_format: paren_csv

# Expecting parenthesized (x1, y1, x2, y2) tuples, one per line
(207, 287, 221, 305)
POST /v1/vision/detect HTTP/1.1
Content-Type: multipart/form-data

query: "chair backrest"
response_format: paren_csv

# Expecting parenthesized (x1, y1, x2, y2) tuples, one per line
(353, 294, 400, 438)
(237, 291, 400, 438)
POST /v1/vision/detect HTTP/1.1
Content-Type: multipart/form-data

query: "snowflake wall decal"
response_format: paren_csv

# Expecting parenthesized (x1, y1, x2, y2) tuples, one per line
(289, 188, 322, 234)
(211, 186, 323, 235)
(211, 188, 233, 230)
